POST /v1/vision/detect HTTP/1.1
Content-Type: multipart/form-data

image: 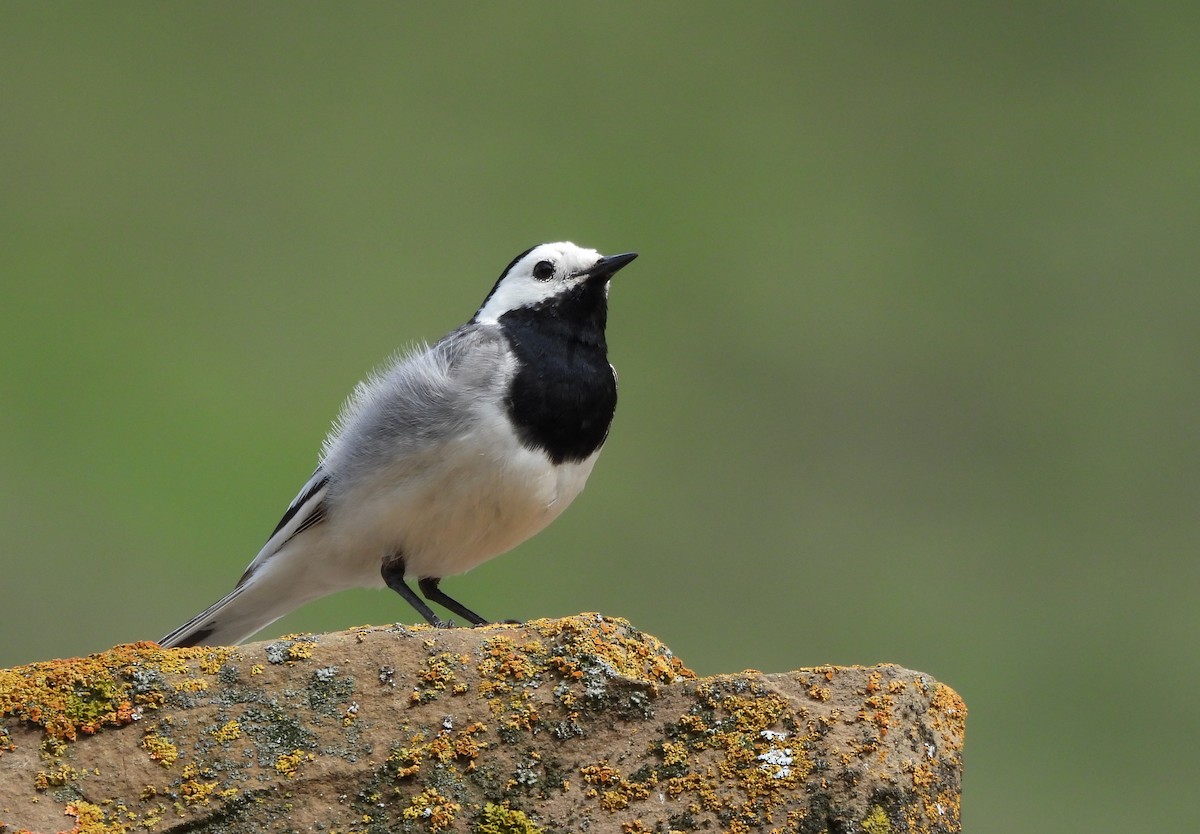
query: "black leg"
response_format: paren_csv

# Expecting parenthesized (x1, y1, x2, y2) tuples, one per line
(382, 558, 451, 628)
(418, 577, 489, 626)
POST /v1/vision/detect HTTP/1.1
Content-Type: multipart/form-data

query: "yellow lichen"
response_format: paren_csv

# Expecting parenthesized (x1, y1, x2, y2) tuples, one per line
(401, 788, 460, 831)
(581, 760, 653, 811)
(63, 799, 126, 833)
(197, 650, 234, 675)
(172, 678, 210, 693)
(286, 641, 314, 661)
(178, 763, 220, 806)
(389, 733, 426, 779)
(527, 615, 695, 683)
(209, 719, 241, 743)
(141, 732, 178, 767)
(274, 748, 314, 777)
(581, 760, 622, 787)
(34, 763, 80, 791)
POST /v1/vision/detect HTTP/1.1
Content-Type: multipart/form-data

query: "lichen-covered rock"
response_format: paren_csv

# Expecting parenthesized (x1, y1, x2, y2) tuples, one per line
(0, 614, 964, 833)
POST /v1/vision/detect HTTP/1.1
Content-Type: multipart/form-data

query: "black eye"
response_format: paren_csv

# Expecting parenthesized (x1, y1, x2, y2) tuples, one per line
(532, 260, 555, 281)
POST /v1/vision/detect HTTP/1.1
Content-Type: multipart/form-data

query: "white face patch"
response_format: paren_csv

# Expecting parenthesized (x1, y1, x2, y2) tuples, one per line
(474, 242, 604, 325)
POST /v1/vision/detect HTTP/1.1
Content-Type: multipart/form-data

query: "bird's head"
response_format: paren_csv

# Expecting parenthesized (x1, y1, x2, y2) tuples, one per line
(474, 242, 637, 325)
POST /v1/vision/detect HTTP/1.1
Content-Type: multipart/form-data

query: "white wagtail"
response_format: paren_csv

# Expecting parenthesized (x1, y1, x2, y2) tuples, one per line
(158, 242, 637, 648)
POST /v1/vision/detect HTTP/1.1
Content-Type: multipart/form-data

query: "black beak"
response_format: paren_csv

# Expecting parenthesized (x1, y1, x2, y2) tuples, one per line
(586, 251, 638, 279)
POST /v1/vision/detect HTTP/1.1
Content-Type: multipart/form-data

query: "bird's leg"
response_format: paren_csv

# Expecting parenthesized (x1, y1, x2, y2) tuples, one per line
(382, 558, 452, 628)
(418, 577, 489, 626)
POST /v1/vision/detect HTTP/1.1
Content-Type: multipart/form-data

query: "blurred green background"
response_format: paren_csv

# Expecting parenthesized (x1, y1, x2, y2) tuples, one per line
(3, 3, 1196, 830)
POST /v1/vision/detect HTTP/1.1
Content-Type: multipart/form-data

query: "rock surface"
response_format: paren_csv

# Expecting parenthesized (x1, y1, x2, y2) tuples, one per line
(0, 615, 964, 833)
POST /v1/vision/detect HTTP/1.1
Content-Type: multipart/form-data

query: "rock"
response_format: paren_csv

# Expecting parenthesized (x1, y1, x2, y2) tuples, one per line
(0, 614, 964, 833)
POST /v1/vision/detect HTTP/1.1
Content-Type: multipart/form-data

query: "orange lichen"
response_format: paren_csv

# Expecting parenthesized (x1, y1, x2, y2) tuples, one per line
(476, 635, 547, 735)
(0, 643, 234, 744)
(660, 739, 688, 767)
(574, 676, 813, 831)
(860, 692, 895, 737)
(928, 683, 967, 751)
(528, 615, 695, 683)
(388, 721, 489, 781)
(806, 683, 832, 701)
(401, 788, 460, 831)
(621, 822, 655, 834)
(410, 651, 470, 703)
(478, 635, 546, 694)
(177, 762, 237, 806)
(581, 760, 653, 811)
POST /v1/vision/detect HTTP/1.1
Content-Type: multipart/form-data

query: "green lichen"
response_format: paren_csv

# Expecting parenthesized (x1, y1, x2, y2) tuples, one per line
(862, 804, 894, 834)
(306, 665, 356, 714)
(475, 801, 543, 834)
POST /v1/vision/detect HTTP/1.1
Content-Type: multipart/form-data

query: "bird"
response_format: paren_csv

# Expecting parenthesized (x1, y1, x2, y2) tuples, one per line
(158, 242, 637, 648)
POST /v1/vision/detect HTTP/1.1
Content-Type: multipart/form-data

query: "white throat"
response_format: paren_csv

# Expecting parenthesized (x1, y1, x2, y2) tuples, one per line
(474, 241, 603, 325)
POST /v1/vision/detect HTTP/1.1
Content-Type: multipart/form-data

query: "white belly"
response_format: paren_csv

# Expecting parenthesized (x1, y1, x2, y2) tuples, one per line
(314, 410, 600, 585)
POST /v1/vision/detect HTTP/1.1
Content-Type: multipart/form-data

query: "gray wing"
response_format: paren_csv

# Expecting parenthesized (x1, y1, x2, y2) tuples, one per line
(232, 326, 509, 583)
(318, 324, 513, 492)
